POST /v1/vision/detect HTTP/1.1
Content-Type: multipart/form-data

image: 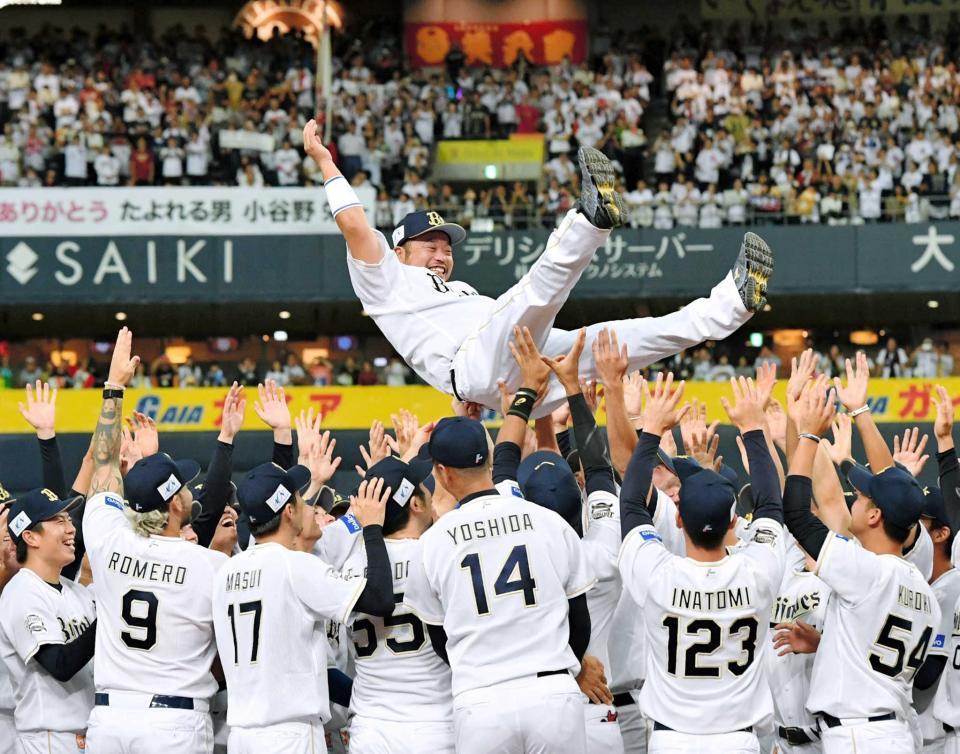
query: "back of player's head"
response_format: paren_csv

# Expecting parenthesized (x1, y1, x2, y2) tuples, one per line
(125, 453, 201, 514)
(517, 451, 583, 535)
(846, 464, 925, 544)
(676, 461, 737, 550)
(363, 456, 434, 536)
(238, 462, 311, 538)
(920, 485, 954, 555)
(417, 416, 490, 472)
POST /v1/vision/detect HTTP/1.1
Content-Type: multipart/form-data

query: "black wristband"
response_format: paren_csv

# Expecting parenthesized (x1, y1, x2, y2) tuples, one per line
(507, 388, 538, 421)
(102, 389, 124, 400)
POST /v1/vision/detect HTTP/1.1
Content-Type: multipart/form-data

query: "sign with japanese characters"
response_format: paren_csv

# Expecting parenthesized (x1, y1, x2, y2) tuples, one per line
(404, 20, 588, 69)
(0, 186, 376, 238)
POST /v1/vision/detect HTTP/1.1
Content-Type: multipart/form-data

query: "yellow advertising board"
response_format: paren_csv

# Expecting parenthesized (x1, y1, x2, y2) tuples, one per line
(1, 378, 957, 434)
(435, 136, 545, 165)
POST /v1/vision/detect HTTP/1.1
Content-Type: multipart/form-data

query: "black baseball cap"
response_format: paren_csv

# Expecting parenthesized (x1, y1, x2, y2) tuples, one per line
(518, 451, 582, 531)
(846, 464, 926, 532)
(678, 467, 738, 537)
(7, 488, 83, 543)
(364, 456, 434, 530)
(391, 210, 467, 248)
(125, 453, 201, 513)
(920, 486, 948, 527)
(656, 448, 677, 475)
(237, 462, 312, 526)
(417, 417, 489, 469)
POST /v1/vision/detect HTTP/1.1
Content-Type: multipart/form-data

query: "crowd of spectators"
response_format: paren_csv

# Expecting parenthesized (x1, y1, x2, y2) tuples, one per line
(2, 14, 960, 229)
(3, 334, 954, 391)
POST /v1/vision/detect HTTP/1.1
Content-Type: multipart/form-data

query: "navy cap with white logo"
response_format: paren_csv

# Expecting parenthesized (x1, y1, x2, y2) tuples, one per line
(921, 486, 948, 527)
(846, 464, 926, 533)
(678, 468, 738, 536)
(391, 211, 467, 248)
(364, 456, 433, 530)
(7, 488, 83, 542)
(237, 463, 312, 526)
(417, 417, 489, 469)
(125, 453, 201, 513)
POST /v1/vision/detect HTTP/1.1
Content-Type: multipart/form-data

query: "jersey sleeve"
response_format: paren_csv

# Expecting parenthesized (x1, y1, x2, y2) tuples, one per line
(561, 523, 596, 598)
(313, 514, 362, 570)
(618, 524, 673, 607)
(814, 530, 882, 604)
(494, 480, 524, 499)
(287, 551, 367, 625)
(651, 490, 685, 556)
(739, 518, 787, 599)
(903, 523, 933, 582)
(403, 543, 445, 626)
(81, 491, 130, 557)
(583, 490, 621, 582)
(1, 581, 64, 663)
(345, 231, 398, 309)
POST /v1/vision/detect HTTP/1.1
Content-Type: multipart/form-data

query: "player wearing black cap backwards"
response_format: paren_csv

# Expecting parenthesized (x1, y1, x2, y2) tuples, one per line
(0, 489, 95, 754)
(405, 414, 595, 754)
(79, 328, 226, 754)
(781, 370, 940, 754)
(212, 461, 395, 754)
(618, 373, 787, 752)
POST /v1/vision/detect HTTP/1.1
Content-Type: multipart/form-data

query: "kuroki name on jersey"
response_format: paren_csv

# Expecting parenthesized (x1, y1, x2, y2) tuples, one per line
(107, 551, 187, 585)
(225, 568, 261, 592)
(897, 585, 933, 615)
(59, 613, 92, 643)
(770, 591, 821, 625)
(671, 586, 752, 612)
(446, 512, 534, 545)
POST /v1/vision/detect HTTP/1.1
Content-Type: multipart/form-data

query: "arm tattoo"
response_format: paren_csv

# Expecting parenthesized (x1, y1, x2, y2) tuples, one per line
(89, 397, 124, 496)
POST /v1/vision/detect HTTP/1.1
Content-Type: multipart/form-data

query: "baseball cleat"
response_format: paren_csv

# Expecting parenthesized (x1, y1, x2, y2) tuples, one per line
(577, 147, 625, 229)
(732, 232, 774, 313)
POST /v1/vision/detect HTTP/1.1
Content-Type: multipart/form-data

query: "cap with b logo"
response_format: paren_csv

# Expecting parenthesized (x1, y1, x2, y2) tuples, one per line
(237, 462, 312, 526)
(391, 210, 467, 248)
(124, 453, 201, 513)
(7, 488, 83, 542)
(417, 416, 488, 469)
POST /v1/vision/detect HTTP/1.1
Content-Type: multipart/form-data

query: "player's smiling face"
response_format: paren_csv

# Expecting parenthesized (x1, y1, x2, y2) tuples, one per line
(395, 231, 454, 281)
(29, 512, 76, 567)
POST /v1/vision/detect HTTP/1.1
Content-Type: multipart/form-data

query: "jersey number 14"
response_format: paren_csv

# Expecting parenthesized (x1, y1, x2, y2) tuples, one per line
(460, 544, 538, 616)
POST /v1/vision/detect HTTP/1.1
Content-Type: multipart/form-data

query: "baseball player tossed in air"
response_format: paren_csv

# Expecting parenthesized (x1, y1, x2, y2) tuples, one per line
(212, 463, 396, 754)
(337, 456, 454, 754)
(618, 373, 788, 753)
(302, 119, 774, 418)
(0, 489, 95, 754)
(404, 415, 596, 754)
(81, 328, 227, 754)
(781, 362, 941, 754)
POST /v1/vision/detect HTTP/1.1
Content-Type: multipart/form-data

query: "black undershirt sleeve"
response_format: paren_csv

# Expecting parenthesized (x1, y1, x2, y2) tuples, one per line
(353, 526, 395, 618)
(567, 594, 591, 662)
(38, 437, 67, 499)
(914, 655, 947, 692)
(619, 432, 660, 539)
(492, 442, 522, 485)
(192, 441, 233, 549)
(782, 474, 829, 560)
(327, 668, 353, 707)
(34, 620, 97, 682)
(937, 449, 960, 534)
(272, 441, 294, 470)
(568, 393, 616, 496)
(427, 624, 449, 665)
(741, 430, 783, 524)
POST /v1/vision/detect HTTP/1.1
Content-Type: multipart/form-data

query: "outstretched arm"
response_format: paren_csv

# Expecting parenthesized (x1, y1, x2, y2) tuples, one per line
(89, 328, 140, 497)
(303, 120, 381, 264)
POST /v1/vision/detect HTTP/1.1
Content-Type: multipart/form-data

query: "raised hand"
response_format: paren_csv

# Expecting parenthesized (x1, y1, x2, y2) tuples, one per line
(119, 425, 143, 475)
(720, 377, 767, 434)
(786, 348, 817, 403)
(892, 427, 929, 478)
(689, 425, 722, 471)
(622, 371, 644, 424)
(764, 400, 787, 449)
(451, 398, 483, 422)
(551, 403, 571, 433)
(305, 430, 342, 486)
(592, 328, 629, 387)
(107, 326, 140, 387)
(295, 406, 323, 462)
(18, 380, 57, 440)
(355, 420, 393, 477)
(254, 380, 291, 431)
(790, 376, 836, 437)
(833, 352, 870, 413)
(642, 373, 689, 436)
(679, 399, 720, 456)
(542, 327, 587, 393)
(755, 361, 777, 408)
(508, 326, 551, 395)
(129, 411, 160, 457)
(821, 412, 852, 466)
(932, 385, 955, 450)
(390, 409, 420, 458)
(350, 476, 392, 528)
(403, 420, 436, 463)
(303, 119, 334, 164)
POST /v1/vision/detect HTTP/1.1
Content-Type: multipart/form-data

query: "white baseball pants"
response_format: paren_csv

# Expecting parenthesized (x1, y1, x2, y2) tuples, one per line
(349, 716, 454, 754)
(86, 706, 213, 754)
(944, 729, 960, 754)
(774, 739, 823, 754)
(14, 732, 85, 754)
(452, 674, 586, 753)
(648, 729, 759, 753)
(452, 210, 751, 416)
(818, 719, 914, 754)
(585, 703, 625, 754)
(228, 720, 321, 754)
(0, 711, 15, 754)
(616, 697, 650, 754)
(922, 739, 947, 754)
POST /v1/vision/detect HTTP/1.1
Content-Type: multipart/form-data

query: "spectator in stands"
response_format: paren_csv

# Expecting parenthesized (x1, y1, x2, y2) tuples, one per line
(94, 146, 121, 186)
(309, 358, 333, 386)
(237, 156, 264, 187)
(754, 345, 782, 370)
(336, 357, 359, 386)
(205, 363, 227, 388)
(185, 131, 210, 185)
(151, 355, 176, 388)
(264, 359, 287, 385)
(384, 357, 410, 387)
(129, 137, 155, 186)
(17, 357, 43, 388)
(356, 360, 380, 386)
(63, 135, 88, 186)
(177, 357, 202, 387)
(876, 337, 909, 378)
(283, 353, 308, 386)
(707, 353, 737, 382)
(236, 357, 259, 386)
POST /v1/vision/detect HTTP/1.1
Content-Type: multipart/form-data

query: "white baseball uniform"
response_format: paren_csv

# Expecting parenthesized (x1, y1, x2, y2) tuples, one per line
(806, 531, 941, 754)
(618, 516, 786, 752)
(608, 593, 649, 754)
(347, 209, 751, 417)
(919, 568, 960, 752)
(82, 491, 226, 754)
(933, 593, 960, 754)
(339, 536, 454, 754)
(0, 653, 15, 754)
(905, 523, 934, 582)
(766, 539, 831, 754)
(211, 541, 366, 754)
(0, 569, 96, 754)
(404, 491, 595, 754)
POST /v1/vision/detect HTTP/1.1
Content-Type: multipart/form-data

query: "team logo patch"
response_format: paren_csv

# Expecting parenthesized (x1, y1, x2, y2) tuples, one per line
(752, 527, 778, 545)
(341, 513, 361, 533)
(391, 227, 405, 246)
(156, 473, 181, 502)
(393, 478, 415, 507)
(509, 484, 523, 498)
(24, 614, 45, 634)
(9, 511, 31, 537)
(0, 482, 8, 502)
(104, 495, 124, 511)
(266, 484, 292, 513)
(934, 633, 946, 649)
(426, 211, 445, 226)
(591, 501, 614, 520)
(639, 529, 662, 543)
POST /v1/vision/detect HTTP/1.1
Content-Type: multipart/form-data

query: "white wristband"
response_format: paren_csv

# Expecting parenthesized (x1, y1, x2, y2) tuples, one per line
(849, 404, 871, 418)
(323, 175, 362, 217)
